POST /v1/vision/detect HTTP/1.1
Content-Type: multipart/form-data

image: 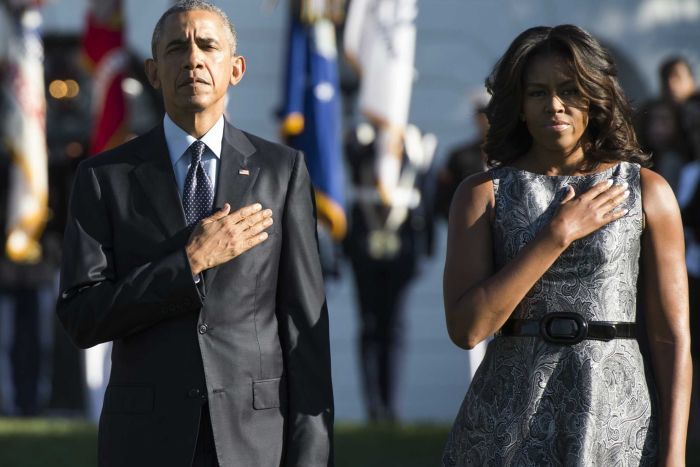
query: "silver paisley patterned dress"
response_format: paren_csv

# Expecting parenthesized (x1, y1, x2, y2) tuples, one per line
(442, 162, 657, 466)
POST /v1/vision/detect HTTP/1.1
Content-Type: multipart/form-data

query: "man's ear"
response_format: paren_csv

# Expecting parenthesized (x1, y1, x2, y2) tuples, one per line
(145, 58, 161, 90)
(229, 55, 246, 87)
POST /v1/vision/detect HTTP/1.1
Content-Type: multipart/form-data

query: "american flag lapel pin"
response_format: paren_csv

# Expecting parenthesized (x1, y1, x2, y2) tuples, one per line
(239, 167, 250, 176)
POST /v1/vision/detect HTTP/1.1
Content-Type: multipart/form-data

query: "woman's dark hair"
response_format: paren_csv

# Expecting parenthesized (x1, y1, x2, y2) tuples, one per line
(483, 24, 649, 168)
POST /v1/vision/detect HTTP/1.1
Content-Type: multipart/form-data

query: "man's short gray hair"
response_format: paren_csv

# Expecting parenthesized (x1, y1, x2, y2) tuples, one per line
(151, 0, 237, 59)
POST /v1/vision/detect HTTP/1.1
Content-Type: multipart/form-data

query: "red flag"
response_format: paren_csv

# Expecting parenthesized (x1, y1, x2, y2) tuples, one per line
(82, 0, 127, 155)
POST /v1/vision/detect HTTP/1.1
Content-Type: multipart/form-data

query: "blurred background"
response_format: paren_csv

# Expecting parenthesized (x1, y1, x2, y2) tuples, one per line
(1, 0, 700, 465)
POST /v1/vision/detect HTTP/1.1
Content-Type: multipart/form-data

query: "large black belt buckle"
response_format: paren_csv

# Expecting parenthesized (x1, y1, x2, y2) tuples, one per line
(539, 312, 588, 344)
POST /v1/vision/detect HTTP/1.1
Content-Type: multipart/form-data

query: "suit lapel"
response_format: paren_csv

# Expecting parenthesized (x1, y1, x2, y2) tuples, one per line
(213, 122, 259, 211)
(206, 122, 259, 285)
(133, 125, 187, 238)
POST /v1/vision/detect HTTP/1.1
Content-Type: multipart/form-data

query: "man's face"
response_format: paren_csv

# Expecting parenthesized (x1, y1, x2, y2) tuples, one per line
(146, 9, 244, 121)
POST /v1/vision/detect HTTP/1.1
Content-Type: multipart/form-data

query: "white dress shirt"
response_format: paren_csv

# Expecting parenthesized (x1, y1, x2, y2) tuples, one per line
(162, 114, 224, 283)
(163, 113, 224, 196)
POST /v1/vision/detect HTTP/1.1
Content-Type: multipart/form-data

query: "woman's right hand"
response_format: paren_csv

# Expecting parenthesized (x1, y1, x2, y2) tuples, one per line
(444, 173, 630, 349)
(547, 179, 630, 248)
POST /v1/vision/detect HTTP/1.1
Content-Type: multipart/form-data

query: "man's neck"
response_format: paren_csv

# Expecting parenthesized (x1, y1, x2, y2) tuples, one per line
(166, 109, 224, 139)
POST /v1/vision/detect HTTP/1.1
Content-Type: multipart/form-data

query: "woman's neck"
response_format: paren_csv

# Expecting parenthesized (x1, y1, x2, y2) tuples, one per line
(517, 146, 589, 176)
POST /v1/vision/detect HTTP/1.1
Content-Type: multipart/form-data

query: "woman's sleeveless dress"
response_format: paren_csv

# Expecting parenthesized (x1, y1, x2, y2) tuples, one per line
(442, 162, 657, 466)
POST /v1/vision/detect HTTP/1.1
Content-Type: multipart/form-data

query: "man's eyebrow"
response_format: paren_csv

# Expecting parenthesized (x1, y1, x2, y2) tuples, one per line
(164, 36, 220, 47)
(195, 36, 220, 46)
(165, 38, 189, 49)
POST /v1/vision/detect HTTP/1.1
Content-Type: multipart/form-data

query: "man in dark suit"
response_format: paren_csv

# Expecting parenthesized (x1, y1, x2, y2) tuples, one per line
(56, 1, 333, 466)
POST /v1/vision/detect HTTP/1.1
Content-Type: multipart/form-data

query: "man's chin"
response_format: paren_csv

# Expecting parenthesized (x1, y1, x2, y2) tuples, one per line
(175, 96, 211, 112)
(167, 93, 226, 117)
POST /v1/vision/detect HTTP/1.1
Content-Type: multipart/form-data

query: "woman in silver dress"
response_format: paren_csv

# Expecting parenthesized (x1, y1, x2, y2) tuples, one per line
(442, 25, 691, 466)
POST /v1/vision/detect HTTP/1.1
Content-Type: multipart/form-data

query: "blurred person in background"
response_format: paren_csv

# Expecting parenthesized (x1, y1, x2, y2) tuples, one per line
(677, 91, 700, 444)
(0, 0, 56, 417)
(0, 154, 59, 417)
(343, 0, 435, 425)
(344, 122, 435, 423)
(635, 98, 689, 192)
(641, 56, 698, 192)
(434, 91, 489, 220)
(680, 91, 700, 166)
(661, 56, 697, 105)
(442, 25, 690, 466)
(433, 90, 489, 387)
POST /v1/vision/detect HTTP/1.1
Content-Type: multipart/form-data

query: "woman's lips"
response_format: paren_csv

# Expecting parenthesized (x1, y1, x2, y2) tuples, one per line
(545, 122, 570, 131)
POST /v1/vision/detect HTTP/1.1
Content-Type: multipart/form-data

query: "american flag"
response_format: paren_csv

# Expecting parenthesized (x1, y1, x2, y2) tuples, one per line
(0, 0, 49, 263)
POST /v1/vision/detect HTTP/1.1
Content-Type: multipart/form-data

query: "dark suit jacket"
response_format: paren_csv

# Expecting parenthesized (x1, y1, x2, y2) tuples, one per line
(56, 121, 334, 467)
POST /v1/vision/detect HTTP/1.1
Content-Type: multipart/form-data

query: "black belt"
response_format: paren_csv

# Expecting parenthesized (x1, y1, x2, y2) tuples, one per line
(496, 312, 637, 345)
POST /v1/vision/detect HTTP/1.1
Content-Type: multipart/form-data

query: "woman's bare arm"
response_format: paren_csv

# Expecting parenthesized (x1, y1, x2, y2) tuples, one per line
(443, 172, 629, 349)
(640, 168, 692, 467)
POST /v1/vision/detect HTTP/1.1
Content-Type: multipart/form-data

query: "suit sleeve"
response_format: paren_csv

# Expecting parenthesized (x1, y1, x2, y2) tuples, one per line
(56, 163, 203, 349)
(276, 151, 334, 467)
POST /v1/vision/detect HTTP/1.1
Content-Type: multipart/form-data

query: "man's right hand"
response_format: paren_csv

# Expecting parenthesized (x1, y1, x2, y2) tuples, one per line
(186, 203, 273, 275)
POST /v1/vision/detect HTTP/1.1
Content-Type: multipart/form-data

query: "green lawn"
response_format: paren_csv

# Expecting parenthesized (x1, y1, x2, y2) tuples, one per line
(0, 418, 450, 467)
(335, 423, 450, 467)
(0, 418, 97, 467)
(1, 418, 698, 466)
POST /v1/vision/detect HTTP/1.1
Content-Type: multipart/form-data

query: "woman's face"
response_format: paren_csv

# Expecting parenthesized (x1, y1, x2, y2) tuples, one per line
(522, 53, 589, 157)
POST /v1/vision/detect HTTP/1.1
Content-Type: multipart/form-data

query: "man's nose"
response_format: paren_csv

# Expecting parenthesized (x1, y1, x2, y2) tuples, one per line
(184, 45, 204, 69)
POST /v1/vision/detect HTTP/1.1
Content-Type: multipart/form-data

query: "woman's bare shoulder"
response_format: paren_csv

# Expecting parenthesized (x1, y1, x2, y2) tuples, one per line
(640, 168, 676, 206)
(640, 168, 681, 225)
(640, 167, 672, 189)
(451, 171, 495, 209)
(447, 170, 496, 226)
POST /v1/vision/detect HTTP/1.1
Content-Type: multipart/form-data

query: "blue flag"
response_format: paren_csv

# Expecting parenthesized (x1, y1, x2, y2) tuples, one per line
(280, 15, 346, 241)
